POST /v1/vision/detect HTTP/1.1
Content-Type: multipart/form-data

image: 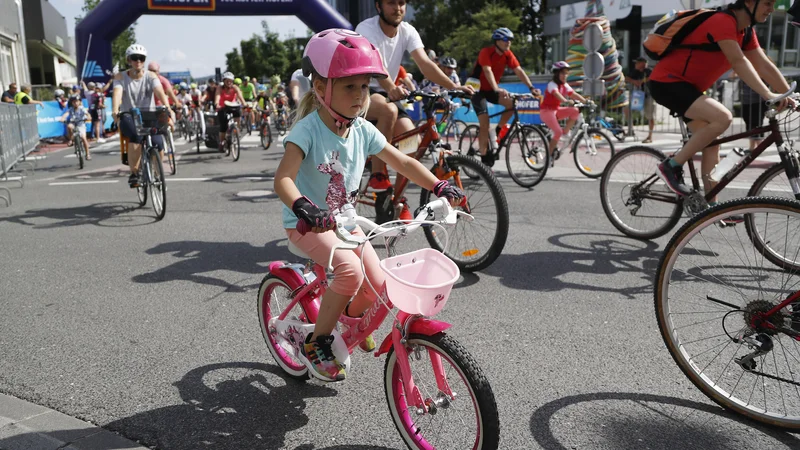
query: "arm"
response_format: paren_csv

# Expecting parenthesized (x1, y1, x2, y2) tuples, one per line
(152, 79, 175, 120)
(235, 87, 246, 105)
(289, 80, 300, 104)
(274, 142, 305, 208)
(167, 86, 180, 106)
(112, 75, 123, 120)
(214, 91, 221, 108)
(411, 48, 466, 92)
(746, 47, 792, 95)
(376, 143, 440, 191)
(512, 66, 534, 91)
(720, 40, 773, 100)
(569, 91, 587, 103)
(482, 66, 501, 92)
(80, 80, 87, 91)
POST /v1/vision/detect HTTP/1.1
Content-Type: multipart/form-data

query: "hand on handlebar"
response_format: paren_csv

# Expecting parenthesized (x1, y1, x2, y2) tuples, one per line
(496, 88, 509, 101)
(388, 85, 409, 102)
(457, 84, 475, 96)
(433, 180, 466, 208)
(293, 196, 335, 235)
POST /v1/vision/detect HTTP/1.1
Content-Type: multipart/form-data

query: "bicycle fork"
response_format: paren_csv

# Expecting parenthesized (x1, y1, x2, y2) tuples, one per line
(777, 144, 800, 200)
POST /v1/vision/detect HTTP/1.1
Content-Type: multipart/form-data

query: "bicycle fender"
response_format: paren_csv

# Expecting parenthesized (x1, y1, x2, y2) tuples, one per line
(268, 261, 306, 291)
(374, 318, 452, 357)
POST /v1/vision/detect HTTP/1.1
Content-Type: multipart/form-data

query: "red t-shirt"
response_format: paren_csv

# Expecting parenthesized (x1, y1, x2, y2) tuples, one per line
(217, 87, 237, 108)
(471, 47, 520, 92)
(154, 74, 174, 106)
(650, 12, 760, 92)
(395, 66, 407, 86)
(541, 81, 575, 110)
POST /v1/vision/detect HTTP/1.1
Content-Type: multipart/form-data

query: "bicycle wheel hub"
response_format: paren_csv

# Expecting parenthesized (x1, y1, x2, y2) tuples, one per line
(743, 299, 788, 334)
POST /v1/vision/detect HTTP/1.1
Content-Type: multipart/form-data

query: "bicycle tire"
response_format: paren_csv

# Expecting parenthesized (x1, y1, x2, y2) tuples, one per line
(136, 163, 148, 207)
(443, 119, 467, 147)
(505, 125, 549, 188)
(600, 146, 683, 239)
(572, 128, 615, 179)
(457, 125, 482, 180)
(419, 154, 509, 272)
(260, 123, 273, 150)
(384, 333, 500, 450)
(232, 128, 241, 161)
(76, 140, 84, 170)
(746, 162, 800, 271)
(166, 133, 177, 175)
(257, 275, 310, 381)
(148, 149, 167, 221)
(655, 196, 800, 430)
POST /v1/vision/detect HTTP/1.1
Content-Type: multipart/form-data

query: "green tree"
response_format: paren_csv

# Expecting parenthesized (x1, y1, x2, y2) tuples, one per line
(258, 22, 290, 81)
(240, 36, 267, 79)
(225, 48, 245, 75)
(441, 4, 524, 66)
(76, 0, 137, 70)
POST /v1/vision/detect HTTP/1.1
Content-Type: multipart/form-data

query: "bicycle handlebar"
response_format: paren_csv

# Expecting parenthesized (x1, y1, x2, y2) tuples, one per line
(766, 81, 797, 107)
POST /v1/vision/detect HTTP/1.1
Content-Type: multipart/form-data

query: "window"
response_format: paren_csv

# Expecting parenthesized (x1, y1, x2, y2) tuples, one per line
(0, 41, 14, 91)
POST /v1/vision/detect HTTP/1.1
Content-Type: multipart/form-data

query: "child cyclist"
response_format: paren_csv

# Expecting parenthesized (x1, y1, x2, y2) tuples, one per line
(58, 96, 92, 160)
(274, 29, 465, 382)
(540, 61, 588, 167)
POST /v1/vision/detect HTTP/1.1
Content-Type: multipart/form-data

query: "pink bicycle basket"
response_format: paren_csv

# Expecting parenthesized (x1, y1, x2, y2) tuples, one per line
(379, 248, 460, 316)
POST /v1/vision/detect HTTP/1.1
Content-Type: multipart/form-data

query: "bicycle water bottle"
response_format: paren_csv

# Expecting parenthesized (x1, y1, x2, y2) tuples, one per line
(436, 121, 447, 134)
(496, 124, 510, 144)
(709, 151, 745, 182)
(465, 77, 481, 91)
(131, 107, 143, 129)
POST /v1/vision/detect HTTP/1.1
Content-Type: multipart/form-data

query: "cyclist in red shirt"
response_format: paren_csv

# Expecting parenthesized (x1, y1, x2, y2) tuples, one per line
(148, 61, 180, 107)
(651, 0, 795, 202)
(469, 27, 538, 167)
(214, 71, 247, 153)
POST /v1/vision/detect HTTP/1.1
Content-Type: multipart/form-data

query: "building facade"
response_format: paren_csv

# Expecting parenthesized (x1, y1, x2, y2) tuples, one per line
(0, 0, 30, 89)
(22, 0, 77, 87)
(544, 0, 798, 73)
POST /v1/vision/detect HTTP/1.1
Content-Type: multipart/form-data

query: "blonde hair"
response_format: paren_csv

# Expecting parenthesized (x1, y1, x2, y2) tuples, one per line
(291, 74, 371, 130)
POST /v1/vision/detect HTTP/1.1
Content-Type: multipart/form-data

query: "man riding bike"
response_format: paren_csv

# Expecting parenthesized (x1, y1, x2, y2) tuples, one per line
(420, 56, 460, 94)
(202, 78, 217, 111)
(652, 0, 796, 209)
(469, 27, 539, 167)
(240, 77, 257, 130)
(190, 82, 206, 140)
(355, 0, 474, 222)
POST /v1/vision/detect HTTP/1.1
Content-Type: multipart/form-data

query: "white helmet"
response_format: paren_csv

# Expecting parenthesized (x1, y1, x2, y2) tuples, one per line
(54, 89, 65, 97)
(199, 84, 207, 91)
(222, 72, 235, 81)
(179, 82, 188, 90)
(125, 44, 147, 58)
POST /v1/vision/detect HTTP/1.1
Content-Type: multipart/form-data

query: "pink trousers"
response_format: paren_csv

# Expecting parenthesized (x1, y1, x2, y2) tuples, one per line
(540, 107, 580, 142)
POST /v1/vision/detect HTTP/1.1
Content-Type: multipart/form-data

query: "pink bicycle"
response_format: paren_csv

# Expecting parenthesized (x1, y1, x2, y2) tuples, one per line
(257, 198, 500, 449)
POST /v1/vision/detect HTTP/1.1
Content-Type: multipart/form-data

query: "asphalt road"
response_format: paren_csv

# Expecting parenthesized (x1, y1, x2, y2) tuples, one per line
(1, 130, 798, 449)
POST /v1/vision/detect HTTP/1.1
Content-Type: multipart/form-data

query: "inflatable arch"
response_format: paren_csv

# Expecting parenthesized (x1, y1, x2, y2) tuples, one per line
(76, 0, 351, 83)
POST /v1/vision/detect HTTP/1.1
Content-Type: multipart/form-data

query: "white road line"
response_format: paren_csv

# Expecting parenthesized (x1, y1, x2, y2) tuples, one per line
(169, 177, 211, 181)
(49, 180, 119, 186)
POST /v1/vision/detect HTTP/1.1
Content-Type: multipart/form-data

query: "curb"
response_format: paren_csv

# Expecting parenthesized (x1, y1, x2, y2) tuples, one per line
(0, 393, 148, 450)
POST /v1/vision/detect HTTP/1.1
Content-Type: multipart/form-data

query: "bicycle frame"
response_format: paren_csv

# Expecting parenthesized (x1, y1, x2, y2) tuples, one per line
(268, 259, 454, 413)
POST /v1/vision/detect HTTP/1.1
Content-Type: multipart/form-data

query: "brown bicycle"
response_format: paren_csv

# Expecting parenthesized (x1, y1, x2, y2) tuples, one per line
(357, 90, 509, 272)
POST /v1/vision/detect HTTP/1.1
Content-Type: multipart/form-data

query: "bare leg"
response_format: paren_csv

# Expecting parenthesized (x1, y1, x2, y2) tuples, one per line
(128, 143, 142, 174)
(478, 113, 490, 156)
(310, 289, 351, 339)
(671, 97, 732, 164)
(365, 93, 398, 175)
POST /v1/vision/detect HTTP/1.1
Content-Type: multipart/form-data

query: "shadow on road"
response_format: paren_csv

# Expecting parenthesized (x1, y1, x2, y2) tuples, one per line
(104, 361, 347, 450)
(132, 238, 294, 294)
(483, 232, 661, 298)
(529, 391, 800, 450)
(0, 202, 157, 228)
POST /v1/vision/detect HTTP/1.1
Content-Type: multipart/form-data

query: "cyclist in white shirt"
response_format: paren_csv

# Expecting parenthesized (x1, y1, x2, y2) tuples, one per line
(356, 0, 473, 221)
(289, 68, 311, 109)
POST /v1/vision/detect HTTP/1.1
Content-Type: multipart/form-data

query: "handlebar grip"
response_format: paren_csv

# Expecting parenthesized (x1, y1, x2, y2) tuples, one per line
(296, 220, 311, 236)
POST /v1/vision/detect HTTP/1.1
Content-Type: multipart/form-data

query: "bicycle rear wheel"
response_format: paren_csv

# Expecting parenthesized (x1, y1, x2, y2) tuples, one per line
(166, 133, 177, 175)
(260, 122, 273, 150)
(231, 128, 241, 161)
(384, 333, 499, 450)
(76, 140, 84, 170)
(419, 154, 509, 272)
(258, 275, 310, 381)
(444, 119, 467, 147)
(148, 149, 166, 220)
(600, 146, 683, 239)
(573, 128, 615, 178)
(505, 125, 549, 187)
(457, 125, 481, 180)
(655, 197, 800, 430)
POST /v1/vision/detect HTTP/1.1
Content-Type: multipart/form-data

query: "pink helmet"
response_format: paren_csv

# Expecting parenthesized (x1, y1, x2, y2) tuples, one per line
(302, 29, 388, 128)
(148, 61, 160, 72)
(552, 61, 570, 72)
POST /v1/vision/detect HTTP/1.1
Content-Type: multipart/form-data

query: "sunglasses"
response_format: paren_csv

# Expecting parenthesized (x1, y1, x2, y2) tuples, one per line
(129, 55, 146, 63)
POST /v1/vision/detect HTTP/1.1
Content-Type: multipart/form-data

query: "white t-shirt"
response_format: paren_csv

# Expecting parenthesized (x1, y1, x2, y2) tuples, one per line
(355, 16, 424, 92)
(291, 69, 312, 100)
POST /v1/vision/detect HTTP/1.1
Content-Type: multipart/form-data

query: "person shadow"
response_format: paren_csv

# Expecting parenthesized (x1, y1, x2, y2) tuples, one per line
(0, 202, 156, 228)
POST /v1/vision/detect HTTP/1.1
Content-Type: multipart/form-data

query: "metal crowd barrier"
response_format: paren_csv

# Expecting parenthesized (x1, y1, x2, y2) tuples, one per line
(0, 103, 40, 205)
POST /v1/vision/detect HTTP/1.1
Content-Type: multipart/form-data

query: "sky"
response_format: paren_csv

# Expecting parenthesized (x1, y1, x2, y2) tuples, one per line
(50, 0, 312, 78)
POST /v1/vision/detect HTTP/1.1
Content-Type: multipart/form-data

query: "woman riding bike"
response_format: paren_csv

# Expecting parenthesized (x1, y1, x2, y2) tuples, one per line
(214, 72, 247, 152)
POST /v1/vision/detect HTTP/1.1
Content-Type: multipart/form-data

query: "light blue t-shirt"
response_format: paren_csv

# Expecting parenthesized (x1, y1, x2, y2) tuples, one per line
(282, 110, 388, 229)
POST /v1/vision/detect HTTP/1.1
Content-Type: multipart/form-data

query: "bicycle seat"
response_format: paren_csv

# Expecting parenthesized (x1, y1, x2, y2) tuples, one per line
(287, 240, 311, 260)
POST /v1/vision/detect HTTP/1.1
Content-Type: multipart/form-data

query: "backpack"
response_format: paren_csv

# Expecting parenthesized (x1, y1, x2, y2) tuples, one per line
(643, 8, 753, 61)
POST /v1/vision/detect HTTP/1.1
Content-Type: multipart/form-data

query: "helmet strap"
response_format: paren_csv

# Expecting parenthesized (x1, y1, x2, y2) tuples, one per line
(318, 78, 355, 129)
(745, 0, 759, 26)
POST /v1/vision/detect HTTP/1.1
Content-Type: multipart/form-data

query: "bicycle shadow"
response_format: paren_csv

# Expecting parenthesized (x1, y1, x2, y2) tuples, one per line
(104, 361, 345, 450)
(0, 202, 157, 228)
(132, 238, 294, 294)
(529, 392, 800, 450)
(484, 232, 661, 299)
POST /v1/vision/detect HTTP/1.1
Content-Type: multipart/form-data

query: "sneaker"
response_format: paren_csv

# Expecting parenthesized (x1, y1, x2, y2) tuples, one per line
(98, 138, 107, 144)
(128, 173, 139, 188)
(301, 334, 346, 381)
(368, 172, 392, 192)
(398, 203, 413, 222)
(656, 160, 693, 197)
(480, 153, 495, 167)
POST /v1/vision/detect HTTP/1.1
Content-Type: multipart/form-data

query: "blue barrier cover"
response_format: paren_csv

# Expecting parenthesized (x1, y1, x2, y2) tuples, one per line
(36, 98, 113, 139)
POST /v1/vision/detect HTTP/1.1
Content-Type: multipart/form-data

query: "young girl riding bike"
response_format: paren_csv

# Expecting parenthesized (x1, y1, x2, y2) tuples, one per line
(540, 61, 588, 167)
(273, 29, 465, 382)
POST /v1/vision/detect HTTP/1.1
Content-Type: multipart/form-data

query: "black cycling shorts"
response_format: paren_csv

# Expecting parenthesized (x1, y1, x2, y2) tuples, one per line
(369, 88, 410, 121)
(471, 90, 501, 116)
(118, 113, 164, 150)
(648, 80, 703, 122)
(217, 106, 241, 133)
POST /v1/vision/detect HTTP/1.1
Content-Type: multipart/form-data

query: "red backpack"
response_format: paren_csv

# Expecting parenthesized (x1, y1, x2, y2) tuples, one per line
(643, 8, 753, 61)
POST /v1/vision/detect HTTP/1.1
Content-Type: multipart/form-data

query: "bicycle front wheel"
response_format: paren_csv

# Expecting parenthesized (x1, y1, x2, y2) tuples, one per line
(655, 197, 800, 430)
(600, 146, 683, 239)
(136, 166, 148, 207)
(148, 149, 166, 221)
(444, 119, 468, 147)
(573, 128, 615, 178)
(166, 133, 177, 175)
(505, 125, 549, 187)
(457, 125, 482, 180)
(746, 162, 800, 271)
(231, 129, 241, 161)
(258, 275, 310, 381)
(76, 141, 84, 170)
(420, 154, 509, 272)
(384, 333, 500, 450)
(260, 122, 272, 150)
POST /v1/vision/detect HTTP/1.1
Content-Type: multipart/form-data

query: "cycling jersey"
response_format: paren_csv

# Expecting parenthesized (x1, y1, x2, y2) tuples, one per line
(650, 11, 760, 92)
(241, 83, 256, 101)
(176, 93, 192, 105)
(541, 81, 574, 110)
(470, 46, 520, 92)
(204, 86, 216, 106)
(217, 86, 237, 108)
(274, 93, 287, 107)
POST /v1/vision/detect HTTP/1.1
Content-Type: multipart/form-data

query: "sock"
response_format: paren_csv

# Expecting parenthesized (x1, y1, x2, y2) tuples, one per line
(708, 201, 719, 207)
(667, 158, 682, 169)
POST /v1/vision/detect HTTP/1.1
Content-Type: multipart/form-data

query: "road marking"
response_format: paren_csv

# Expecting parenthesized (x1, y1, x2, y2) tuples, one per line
(169, 177, 211, 181)
(49, 180, 119, 186)
(236, 189, 274, 197)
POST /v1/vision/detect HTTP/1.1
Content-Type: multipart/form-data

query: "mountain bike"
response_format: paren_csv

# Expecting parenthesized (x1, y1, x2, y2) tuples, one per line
(537, 102, 616, 179)
(600, 85, 800, 241)
(123, 107, 168, 221)
(66, 117, 89, 170)
(458, 93, 550, 187)
(275, 106, 288, 136)
(654, 196, 800, 430)
(242, 103, 254, 136)
(358, 90, 509, 272)
(223, 102, 242, 162)
(258, 198, 500, 449)
(257, 107, 273, 150)
(175, 105, 191, 141)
